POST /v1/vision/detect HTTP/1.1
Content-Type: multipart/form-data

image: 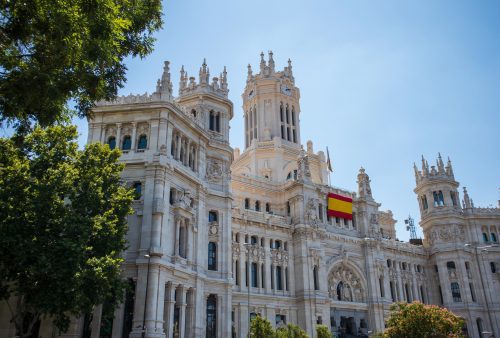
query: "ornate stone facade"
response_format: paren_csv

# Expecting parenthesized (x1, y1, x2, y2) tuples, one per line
(1, 54, 498, 338)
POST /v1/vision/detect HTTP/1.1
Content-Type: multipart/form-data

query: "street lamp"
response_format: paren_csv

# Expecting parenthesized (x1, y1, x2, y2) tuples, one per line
(142, 253, 151, 338)
(464, 244, 495, 337)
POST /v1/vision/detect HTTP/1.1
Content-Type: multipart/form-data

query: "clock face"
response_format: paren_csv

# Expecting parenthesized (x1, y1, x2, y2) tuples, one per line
(281, 84, 292, 96)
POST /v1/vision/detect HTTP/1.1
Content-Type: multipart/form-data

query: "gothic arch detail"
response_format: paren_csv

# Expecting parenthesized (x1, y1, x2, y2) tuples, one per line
(328, 264, 366, 303)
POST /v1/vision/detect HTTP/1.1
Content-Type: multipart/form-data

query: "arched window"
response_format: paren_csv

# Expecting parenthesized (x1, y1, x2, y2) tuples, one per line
(107, 136, 116, 150)
(421, 195, 428, 210)
(438, 191, 445, 206)
(250, 236, 257, 245)
(313, 266, 319, 290)
(451, 282, 461, 302)
(122, 135, 131, 150)
(476, 318, 483, 338)
(266, 202, 271, 213)
(208, 242, 217, 271)
(120, 135, 131, 150)
(133, 182, 142, 200)
(206, 295, 217, 338)
(390, 281, 396, 301)
(244, 198, 250, 209)
(216, 113, 220, 132)
(490, 262, 496, 273)
(491, 233, 498, 242)
(483, 233, 489, 243)
(209, 110, 215, 131)
(255, 201, 260, 211)
(336, 282, 344, 301)
(137, 134, 147, 150)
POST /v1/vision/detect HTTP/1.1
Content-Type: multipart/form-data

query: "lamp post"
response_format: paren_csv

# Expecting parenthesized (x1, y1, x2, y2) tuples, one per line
(142, 253, 151, 338)
(464, 244, 495, 337)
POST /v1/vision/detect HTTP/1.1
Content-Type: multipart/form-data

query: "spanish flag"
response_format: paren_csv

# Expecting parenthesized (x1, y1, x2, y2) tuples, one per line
(327, 193, 353, 220)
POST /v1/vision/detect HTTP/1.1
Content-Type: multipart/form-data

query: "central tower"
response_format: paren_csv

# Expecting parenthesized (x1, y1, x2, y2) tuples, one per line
(243, 51, 301, 148)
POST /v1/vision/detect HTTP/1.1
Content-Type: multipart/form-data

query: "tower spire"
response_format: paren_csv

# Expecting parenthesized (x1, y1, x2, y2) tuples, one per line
(247, 63, 253, 80)
(268, 50, 275, 73)
(446, 156, 454, 177)
(260, 51, 266, 73)
(437, 153, 445, 174)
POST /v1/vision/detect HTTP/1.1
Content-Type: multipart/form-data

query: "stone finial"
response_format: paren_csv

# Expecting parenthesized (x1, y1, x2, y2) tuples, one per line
(199, 58, 209, 85)
(463, 187, 471, 208)
(247, 63, 253, 80)
(446, 156, 454, 177)
(179, 65, 187, 91)
(437, 153, 445, 174)
(413, 162, 419, 182)
(260, 51, 266, 72)
(268, 50, 275, 73)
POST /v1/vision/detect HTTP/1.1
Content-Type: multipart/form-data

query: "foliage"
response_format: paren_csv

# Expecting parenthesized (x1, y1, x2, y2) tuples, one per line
(249, 315, 276, 338)
(316, 324, 332, 338)
(383, 302, 465, 338)
(0, 125, 133, 337)
(0, 0, 163, 131)
(276, 323, 309, 338)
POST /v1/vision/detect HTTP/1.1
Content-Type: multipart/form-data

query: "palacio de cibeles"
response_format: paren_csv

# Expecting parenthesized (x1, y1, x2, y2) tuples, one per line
(1, 52, 498, 338)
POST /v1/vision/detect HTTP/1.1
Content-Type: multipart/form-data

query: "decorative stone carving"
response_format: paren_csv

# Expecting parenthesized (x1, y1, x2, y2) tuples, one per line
(305, 198, 318, 223)
(206, 159, 224, 183)
(297, 148, 311, 182)
(428, 224, 465, 245)
(328, 264, 364, 302)
(357, 167, 372, 199)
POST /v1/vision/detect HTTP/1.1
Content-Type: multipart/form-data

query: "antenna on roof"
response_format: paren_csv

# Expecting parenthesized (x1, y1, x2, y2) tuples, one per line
(405, 215, 417, 240)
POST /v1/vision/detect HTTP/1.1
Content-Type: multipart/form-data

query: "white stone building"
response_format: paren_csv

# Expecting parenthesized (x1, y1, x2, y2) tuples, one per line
(1, 53, 499, 338)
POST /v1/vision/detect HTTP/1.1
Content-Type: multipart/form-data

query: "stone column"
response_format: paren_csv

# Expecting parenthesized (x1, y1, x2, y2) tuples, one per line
(164, 284, 175, 338)
(396, 273, 404, 301)
(145, 261, 160, 335)
(151, 175, 165, 250)
(178, 289, 186, 338)
(154, 269, 166, 337)
(90, 304, 103, 338)
(174, 217, 181, 256)
(116, 123, 122, 149)
(158, 117, 167, 149)
(111, 299, 125, 338)
(166, 122, 174, 158)
(131, 263, 148, 337)
(131, 122, 137, 151)
(383, 274, 391, 301)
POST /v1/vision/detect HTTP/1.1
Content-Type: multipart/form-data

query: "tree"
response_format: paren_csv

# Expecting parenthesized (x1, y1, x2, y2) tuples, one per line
(0, 0, 162, 130)
(249, 315, 275, 338)
(276, 323, 309, 338)
(384, 302, 465, 338)
(0, 125, 133, 337)
(316, 324, 332, 338)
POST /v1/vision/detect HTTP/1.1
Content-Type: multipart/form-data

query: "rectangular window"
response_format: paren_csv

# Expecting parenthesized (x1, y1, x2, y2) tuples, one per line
(469, 283, 476, 302)
(276, 266, 283, 290)
(251, 263, 258, 287)
(451, 282, 462, 302)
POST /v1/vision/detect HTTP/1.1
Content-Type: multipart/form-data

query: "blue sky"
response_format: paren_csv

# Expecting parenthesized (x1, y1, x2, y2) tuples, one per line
(73, 0, 499, 240)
